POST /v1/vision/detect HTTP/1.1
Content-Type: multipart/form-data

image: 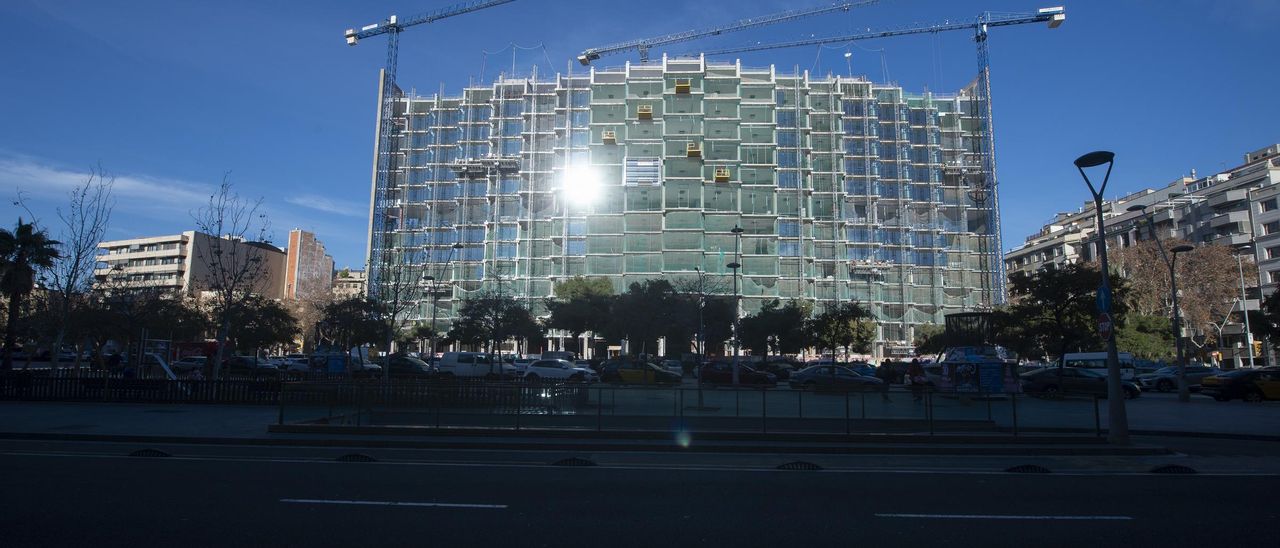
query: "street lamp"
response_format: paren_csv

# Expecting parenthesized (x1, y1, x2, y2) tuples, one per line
(1169, 244, 1195, 393)
(729, 225, 744, 386)
(1127, 203, 1196, 402)
(1075, 150, 1130, 445)
(1236, 251, 1256, 369)
(426, 241, 465, 358)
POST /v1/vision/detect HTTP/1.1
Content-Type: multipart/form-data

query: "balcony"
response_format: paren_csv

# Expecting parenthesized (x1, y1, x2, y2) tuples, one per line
(1210, 210, 1250, 229)
(1207, 188, 1248, 209)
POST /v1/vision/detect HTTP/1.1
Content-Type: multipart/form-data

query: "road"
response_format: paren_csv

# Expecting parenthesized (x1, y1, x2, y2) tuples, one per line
(0, 443, 1274, 547)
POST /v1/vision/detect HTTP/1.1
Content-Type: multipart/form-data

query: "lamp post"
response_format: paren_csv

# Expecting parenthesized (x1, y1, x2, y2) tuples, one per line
(1126, 204, 1196, 402)
(1236, 252, 1256, 368)
(425, 241, 465, 359)
(729, 225, 744, 386)
(1074, 150, 1129, 445)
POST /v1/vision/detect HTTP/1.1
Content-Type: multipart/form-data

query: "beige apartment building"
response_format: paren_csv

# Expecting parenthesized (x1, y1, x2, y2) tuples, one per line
(95, 231, 287, 299)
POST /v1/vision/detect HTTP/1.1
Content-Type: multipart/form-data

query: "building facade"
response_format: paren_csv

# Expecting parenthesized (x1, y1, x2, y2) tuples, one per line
(332, 269, 367, 300)
(1004, 144, 1280, 364)
(367, 57, 1000, 357)
(95, 231, 287, 299)
(284, 229, 335, 300)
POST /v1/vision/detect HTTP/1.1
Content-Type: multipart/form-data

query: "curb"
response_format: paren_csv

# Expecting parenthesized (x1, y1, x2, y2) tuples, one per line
(0, 431, 1171, 456)
(1003, 427, 1280, 443)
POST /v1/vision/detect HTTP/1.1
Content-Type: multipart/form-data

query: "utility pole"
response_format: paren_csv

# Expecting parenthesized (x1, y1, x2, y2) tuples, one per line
(729, 226, 744, 386)
(1238, 252, 1256, 368)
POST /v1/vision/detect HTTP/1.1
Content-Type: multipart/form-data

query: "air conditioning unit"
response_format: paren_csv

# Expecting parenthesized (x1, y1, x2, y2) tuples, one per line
(714, 167, 730, 182)
(637, 104, 653, 120)
(686, 142, 702, 158)
(602, 130, 617, 144)
(675, 78, 692, 94)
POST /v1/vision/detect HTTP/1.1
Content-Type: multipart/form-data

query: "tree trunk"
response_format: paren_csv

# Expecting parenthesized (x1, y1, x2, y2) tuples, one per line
(2, 293, 21, 370)
(213, 320, 229, 380)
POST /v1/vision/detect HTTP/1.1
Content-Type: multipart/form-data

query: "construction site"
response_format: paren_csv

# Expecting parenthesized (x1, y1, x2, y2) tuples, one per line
(350, 2, 1066, 358)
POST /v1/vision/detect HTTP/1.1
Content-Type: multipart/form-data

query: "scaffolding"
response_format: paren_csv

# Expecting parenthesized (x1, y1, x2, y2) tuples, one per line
(369, 55, 997, 357)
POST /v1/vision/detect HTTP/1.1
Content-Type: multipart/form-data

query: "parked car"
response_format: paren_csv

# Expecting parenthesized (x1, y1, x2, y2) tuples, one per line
(436, 351, 519, 379)
(844, 361, 876, 377)
(225, 355, 279, 374)
(698, 361, 776, 386)
(1200, 366, 1280, 402)
(540, 351, 576, 362)
(1020, 367, 1140, 399)
(384, 354, 434, 378)
(788, 365, 884, 391)
(513, 358, 536, 372)
(755, 359, 796, 381)
(601, 359, 681, 385)
(659, 359, 684, 377)
(170, 356, 207, 373)
(1136, 365, 1221, 392)
(522, 359, 598, 383)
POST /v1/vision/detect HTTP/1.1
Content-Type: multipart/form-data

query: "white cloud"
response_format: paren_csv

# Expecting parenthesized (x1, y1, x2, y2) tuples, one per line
(0, 153, 212, 210)
(285, 194, 365, 218)
(0, 152, 369, 266)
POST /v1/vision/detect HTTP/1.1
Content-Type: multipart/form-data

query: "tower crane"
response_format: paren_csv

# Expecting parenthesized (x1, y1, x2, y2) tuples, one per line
(577, 1, 877, 66)
(703, 6, 1066, 304)
(343, 0, 517, 297)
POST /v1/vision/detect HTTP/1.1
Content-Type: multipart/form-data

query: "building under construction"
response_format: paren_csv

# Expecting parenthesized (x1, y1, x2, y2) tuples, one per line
(366, 56, 999, 358)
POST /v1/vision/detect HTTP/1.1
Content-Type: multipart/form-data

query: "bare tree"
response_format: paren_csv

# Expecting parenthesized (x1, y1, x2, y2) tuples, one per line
(286, 283, 333, 353)
(375, 253, 424, 358)
(192, 180, 272, 379)
(42, 166, 115, 371)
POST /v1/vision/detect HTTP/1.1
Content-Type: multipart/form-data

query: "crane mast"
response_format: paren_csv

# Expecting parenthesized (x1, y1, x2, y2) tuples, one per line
(343, 0, 518, 298)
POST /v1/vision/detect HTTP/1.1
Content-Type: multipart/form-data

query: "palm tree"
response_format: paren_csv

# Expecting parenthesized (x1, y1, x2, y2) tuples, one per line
(1, 219, 61, 370)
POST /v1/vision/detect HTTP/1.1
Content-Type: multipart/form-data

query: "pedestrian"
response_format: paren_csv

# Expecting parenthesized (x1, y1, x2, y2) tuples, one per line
(908, 358, 927, 402)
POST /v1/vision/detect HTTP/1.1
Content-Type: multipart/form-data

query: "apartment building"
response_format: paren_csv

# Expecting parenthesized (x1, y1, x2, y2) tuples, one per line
(332, 269, 367, 300)
(95, 231, 287, 299)
(284, 229, 335, 300)
(367, 56, 1000, 358)
(1005, 144, 1280, 363)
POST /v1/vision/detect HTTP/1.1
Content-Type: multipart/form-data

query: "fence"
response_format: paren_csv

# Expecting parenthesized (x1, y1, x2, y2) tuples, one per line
(0, 371, 1106, 436)
(283, 382, 1107, 437)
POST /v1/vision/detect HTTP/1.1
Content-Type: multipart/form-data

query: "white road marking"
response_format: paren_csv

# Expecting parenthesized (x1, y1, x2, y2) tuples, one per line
(280, 498, 507, 509)
(875, 513, 1132, 520)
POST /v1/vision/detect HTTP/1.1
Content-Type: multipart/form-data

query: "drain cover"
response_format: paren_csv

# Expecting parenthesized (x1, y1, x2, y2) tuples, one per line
(1004, 464, 1051, 474)
(128, 449, 171, 458)
(552, 457, 597, 467)
(1149, 464, 1197, 474)
(335, 453, 377, 463)
(776, 461, 823, 471)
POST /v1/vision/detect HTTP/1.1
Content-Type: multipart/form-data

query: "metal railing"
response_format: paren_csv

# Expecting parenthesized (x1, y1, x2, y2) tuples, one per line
(281, 381, 1107, 437)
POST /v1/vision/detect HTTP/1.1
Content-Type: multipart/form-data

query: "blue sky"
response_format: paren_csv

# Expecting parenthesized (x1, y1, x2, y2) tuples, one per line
(1, 0, 1276, 268)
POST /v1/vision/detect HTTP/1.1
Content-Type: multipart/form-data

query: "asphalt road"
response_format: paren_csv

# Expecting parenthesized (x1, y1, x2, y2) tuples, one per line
(0, 445, 1274, 547)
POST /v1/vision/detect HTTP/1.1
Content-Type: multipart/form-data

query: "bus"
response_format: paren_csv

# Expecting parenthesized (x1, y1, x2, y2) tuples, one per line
(1060, 352, 1137, 380)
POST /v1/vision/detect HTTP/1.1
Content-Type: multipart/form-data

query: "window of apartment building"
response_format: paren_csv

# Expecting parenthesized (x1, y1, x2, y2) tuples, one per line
(1271, 271, 1280, 284)
(1269, 246, 1280, 260)
(1265, 221, 1280, 235)
(1262, 198, 1278, 212)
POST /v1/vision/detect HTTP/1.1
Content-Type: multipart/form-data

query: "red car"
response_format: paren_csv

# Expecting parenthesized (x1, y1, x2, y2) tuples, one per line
(698, 361, 777, 385)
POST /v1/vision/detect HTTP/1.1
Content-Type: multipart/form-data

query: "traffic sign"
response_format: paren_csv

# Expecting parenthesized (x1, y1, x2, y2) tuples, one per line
(1098, 312, 1113, 340)
(1096, 284, 1112, 312)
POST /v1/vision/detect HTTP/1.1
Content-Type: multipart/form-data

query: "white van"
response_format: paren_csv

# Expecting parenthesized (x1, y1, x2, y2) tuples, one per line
(437, 352, 519, 379)
(1061, 352, 1137, 380)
